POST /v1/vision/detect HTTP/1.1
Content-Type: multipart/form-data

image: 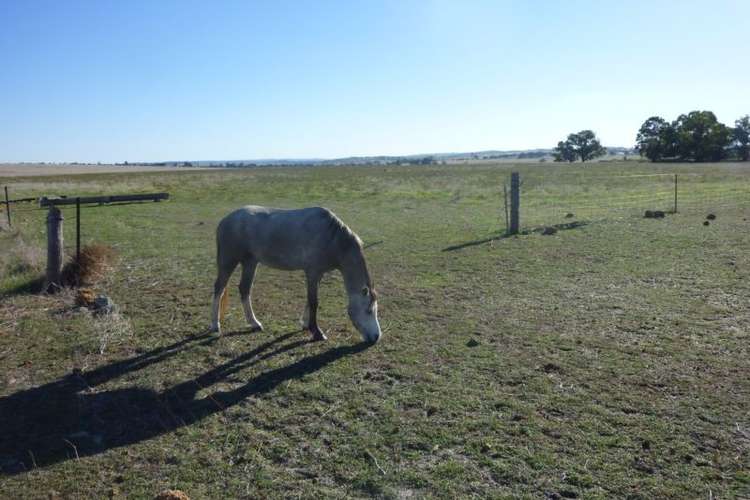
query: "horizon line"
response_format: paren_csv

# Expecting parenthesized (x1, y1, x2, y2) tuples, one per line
(1, 145, 636, 165)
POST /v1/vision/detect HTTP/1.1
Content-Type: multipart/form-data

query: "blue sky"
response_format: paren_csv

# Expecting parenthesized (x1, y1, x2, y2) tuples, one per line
(1, 0, 748, 162)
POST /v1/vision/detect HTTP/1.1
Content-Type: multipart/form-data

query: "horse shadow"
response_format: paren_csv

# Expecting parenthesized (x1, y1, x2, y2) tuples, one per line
(0, 330, 369, 474)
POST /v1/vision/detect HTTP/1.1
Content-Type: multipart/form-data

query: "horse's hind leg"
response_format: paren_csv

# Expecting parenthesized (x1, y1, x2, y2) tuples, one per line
(300, 302, 310, 330)
(239, 257, 263, 332)
(210, 257, 238, 334)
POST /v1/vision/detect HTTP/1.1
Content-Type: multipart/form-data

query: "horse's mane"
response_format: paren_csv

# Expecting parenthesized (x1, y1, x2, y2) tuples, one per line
(326, 210, 363, 249)
(325, 210, 373, 288)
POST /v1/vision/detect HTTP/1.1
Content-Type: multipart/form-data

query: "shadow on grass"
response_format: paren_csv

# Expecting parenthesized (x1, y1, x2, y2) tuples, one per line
(442, 220, 589, 252)
(0, 275, 45, 298)
(0, 330, 369, 474)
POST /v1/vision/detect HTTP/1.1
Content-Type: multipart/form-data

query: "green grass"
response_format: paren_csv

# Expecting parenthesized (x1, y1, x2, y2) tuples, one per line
(1, 161, 749, 498)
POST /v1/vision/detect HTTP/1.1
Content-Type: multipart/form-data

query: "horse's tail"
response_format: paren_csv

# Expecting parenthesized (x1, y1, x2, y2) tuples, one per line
(219, 287, 229, 322)
(215, 217, 230, 323)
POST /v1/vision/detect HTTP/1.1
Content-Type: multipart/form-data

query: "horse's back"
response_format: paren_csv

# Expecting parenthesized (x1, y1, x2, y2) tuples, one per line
(221, 205, 334, 233)
(217, 206, 342, 270)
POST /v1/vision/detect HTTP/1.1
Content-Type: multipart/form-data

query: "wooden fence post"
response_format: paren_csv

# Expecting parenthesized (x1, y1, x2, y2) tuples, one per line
(45, 206, 64, 293)
(3, 186, 10, 228)
(76, 197, 81, 264)
(509, 172, 520, 235)
(502, 182, 509, 231)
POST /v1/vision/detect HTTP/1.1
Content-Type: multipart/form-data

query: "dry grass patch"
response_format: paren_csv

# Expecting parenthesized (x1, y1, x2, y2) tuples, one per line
(0, 231, 43, 275)
(62, 244, 118, 287)
(85, 309, 134, 355)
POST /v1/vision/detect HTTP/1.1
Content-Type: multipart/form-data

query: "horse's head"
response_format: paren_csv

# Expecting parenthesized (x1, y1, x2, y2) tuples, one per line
(348, 286, 381, 344)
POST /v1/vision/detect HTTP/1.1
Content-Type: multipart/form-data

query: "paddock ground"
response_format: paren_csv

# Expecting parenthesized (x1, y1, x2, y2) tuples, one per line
(1, 161, 749, 498)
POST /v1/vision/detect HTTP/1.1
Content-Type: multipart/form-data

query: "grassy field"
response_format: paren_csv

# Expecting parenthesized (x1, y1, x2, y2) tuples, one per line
(1, 161, 749, 499)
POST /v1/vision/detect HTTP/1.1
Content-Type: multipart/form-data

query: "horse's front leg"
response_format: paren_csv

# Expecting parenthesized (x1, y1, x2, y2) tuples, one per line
(304, 271, 327, 341)
(239, 258, 263, 332)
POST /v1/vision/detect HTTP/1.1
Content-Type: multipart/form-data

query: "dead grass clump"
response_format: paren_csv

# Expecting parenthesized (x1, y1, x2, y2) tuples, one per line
(63, 244, 117, 287)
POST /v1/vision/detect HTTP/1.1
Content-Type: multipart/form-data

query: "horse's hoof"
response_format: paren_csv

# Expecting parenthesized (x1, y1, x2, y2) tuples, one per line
(311, 330, 328, 341)
(248, 324, 263, 333)
(208, 325, 221, 335)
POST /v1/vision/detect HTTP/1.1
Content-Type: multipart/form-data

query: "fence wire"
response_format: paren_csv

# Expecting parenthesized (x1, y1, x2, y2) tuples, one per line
(511, 171, 750, 229)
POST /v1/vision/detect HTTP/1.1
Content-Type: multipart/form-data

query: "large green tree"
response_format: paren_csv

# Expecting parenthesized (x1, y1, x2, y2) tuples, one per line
(553, 140, 576, 162)
(734, 115, 750, 161)
(673, 111, 732, 161)
(636, 116, 675, 161)
(554, 130, 606, 162)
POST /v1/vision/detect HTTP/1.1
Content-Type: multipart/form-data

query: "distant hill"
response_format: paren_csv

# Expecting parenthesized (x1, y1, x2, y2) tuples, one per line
(119, 147, 637, 168)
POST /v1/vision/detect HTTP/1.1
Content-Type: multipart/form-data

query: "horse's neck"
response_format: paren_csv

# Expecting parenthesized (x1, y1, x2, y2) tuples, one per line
(339, 246, 369, 296)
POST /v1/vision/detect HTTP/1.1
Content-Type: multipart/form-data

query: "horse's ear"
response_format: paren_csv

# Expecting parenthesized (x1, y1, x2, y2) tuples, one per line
(361, 286, 369, 296)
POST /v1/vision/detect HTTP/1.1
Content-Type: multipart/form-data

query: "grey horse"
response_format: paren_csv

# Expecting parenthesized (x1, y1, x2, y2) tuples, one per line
(209, 206, 381, 344)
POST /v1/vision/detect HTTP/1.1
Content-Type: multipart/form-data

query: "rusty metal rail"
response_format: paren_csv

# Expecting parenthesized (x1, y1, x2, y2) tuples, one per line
(39, 192, 169, 207)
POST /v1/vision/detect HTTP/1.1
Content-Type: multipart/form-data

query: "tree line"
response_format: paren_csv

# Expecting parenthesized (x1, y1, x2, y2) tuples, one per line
(636, 111, 749, 162)
(553, 111, 749, 163)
